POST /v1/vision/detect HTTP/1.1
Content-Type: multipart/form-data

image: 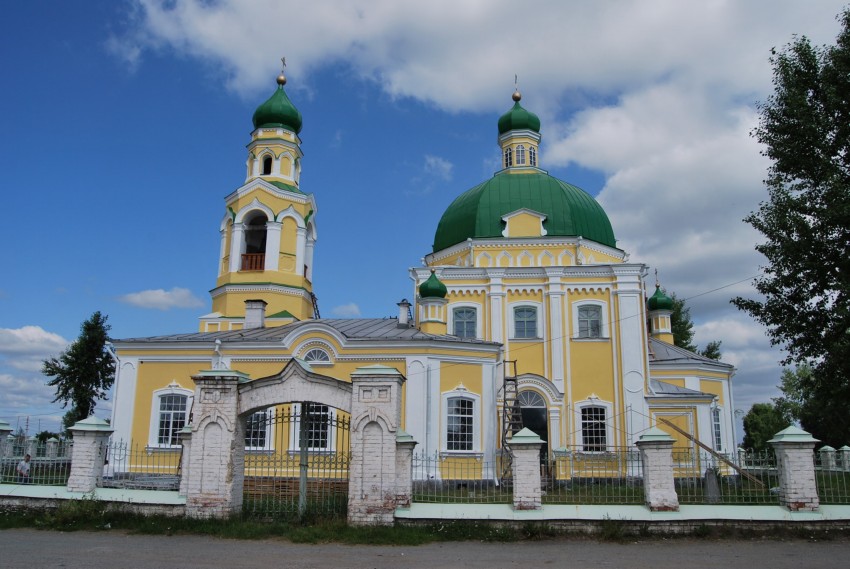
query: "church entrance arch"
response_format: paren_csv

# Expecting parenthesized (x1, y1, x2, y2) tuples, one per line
(518, 389, 549, 467)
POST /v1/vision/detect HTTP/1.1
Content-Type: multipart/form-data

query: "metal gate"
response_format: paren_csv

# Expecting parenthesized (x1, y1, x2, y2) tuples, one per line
(243, 402, 351, 520)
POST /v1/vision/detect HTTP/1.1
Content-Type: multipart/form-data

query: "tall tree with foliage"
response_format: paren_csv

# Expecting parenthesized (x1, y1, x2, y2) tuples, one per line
(733, 9, 850, 447)
(668, 292, 723, 360)
(42, 312, 115, 430)
(742, 402, 788, 452)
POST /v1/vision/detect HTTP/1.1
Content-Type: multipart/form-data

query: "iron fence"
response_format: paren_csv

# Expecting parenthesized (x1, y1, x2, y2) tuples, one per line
(815, 449, 850, 504)
(542, 446, 644, 504)
(411, 452, 512, 503)
(99, 440, 181, 490)
(674, 447, 779, 504)
(0, 439, 72, 486)
(242, 404, 351, 520)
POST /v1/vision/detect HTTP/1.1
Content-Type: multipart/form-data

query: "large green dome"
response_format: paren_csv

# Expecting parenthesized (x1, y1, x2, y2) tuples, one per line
(432, 172, 616, 252)
(252, 84, 303, 133)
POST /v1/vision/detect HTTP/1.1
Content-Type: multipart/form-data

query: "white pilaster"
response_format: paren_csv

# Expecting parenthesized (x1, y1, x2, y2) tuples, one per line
(110, 359, 138, 444)
(229, 224, 245, 273)
(264, 221, 282, 271)
(295, 226, 306, 275)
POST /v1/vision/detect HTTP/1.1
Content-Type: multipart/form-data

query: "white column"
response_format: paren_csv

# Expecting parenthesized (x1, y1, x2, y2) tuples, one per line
(110, 359, 138, 445)
(295, 226, 307, 275)
(546, 271, 565, 391)
(304, 237, 315, 280)
(615, 267, 649, 444)
(218, 227, 228, 276)
(264, 221, 282, 271)
(229, 224, 244, 273)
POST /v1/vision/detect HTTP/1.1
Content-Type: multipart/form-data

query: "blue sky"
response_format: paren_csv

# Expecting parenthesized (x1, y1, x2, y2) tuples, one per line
(1, 0, 846, 434)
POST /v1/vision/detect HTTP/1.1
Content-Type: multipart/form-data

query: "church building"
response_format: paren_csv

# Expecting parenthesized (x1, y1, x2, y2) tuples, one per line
(109, 68, 735, 474)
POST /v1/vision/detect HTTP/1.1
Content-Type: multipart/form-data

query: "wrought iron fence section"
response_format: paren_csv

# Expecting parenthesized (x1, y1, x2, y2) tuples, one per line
(542, 446, 644, 504)
(411, 452, 512, 504)
(674, 447, 779, 504)
(815, 449, 850, 504)
(99, 439, 181, 490)
(242, 404, 351, 520)
(0, 439, 71, 486)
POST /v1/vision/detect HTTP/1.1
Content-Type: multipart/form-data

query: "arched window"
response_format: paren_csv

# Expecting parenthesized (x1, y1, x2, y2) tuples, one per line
(303, 348, 331, 363)
(513, 306, 538, 339)
(516, 144, 526, 165)
(529, 146, 537, 167)
(262, 155, 273, 175)
(504, 147, 513, 168)
(148, 383, 193, 448)
(452, 307, 477, 338)
(241, 212, 268, 271)
(518, 390, 545, 408)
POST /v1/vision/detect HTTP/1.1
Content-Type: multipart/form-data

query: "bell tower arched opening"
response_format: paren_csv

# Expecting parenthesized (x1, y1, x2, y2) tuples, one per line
(242, 212, 268, 271)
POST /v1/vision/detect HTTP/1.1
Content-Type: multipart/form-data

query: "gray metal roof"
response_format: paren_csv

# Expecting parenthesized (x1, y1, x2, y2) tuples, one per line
(648, 338, 733, 369)
(649, 378, 714, 398)
(116, 317, 500, 346)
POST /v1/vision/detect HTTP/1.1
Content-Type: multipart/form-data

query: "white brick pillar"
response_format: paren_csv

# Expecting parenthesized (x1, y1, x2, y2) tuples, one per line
(395, 429, 418, 508)
(26, 436, 37, 458)
(186, 370, 248, 519)
(635, 427, 679, 511)
(178, 425, 192, 498)
(348, 365, 405, 526)
(770, 426, 819, 511)
(819, 445, 836, 471)
(0, 421, 11, 457)
(67, 417, 113, 493)
(510, 428, 543, 510)
(839, 446, 850, 471)
(46, 438, 59, 459)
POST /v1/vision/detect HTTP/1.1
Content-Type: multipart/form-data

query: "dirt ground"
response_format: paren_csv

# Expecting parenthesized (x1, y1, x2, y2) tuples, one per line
(2, 528, 850, 569)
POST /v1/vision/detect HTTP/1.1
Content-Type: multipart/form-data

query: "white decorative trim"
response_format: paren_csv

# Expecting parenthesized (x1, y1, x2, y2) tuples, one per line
(574, 397, 614, 451)
(508, 300, 543, 340)
(570, 299, 610, 339)
(447, 302, 483, 339)
(441, 387, 481, 453)
(233, 198, 275, 224)
(500, 208, 548, 238)
(147, 382, 194, 449)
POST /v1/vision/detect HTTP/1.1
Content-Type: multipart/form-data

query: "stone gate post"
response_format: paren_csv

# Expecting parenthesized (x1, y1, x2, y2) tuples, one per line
(348, 365, 405, 525)
(0, 421, 11, 457)
(185, 369, 248, 518)
(770, 426, 819, 511)
(395, 429, 418, 508)
(510, 428, 544, 510)
(635, 427, 679, 511)
(67, 417, 113, 493)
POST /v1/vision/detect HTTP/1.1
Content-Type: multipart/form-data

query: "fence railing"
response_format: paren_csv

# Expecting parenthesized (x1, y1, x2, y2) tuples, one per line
(411, 452, 512, 504)
(99, 440, 181, 491)
(0, 439, 72, 486)
(543, 446, 644, 504)
(674, 448, 779, 504)
(815, 449, 850, 504)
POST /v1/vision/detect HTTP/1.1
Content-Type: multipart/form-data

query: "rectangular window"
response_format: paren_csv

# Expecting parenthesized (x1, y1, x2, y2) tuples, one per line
(453, 307, 477, 338)
(581, 406, 607, 452)
(245, 411, 268, 449)
(578, 305, 602, 338)
(712, 408, 723, 451)
(298, 403, 331, 451)
(157, 394, 187, 446)
(446, 397, 474, 451)
(514, 307, 537, 338)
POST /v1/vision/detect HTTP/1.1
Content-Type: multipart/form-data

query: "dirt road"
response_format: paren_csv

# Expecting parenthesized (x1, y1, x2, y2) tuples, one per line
(2, 528, 848, 569)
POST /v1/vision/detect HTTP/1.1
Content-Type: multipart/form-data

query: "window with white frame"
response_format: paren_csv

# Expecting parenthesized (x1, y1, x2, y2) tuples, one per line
(580, 405, 608, 451)
(245, 410, 270, 449)
(578, 305, 602, 338)
(452, 307, 477, 339)
(446, 397, 475, 451)
(513, 306, 538, 339)
(303, 348, 331, 363)
(712, 407, 723, 451)
(157, 394, 188, 447)
(291, 403, 333, 451)
(516, 144, 526, 165)
(529, 146, 537, 167)
(504, 147, 513, 168)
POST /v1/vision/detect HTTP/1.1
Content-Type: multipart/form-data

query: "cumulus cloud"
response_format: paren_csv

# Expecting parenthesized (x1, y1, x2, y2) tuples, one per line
(0, 326, 69, 372)
(331, 302, 361, 317)
(119, 287, 204, 310)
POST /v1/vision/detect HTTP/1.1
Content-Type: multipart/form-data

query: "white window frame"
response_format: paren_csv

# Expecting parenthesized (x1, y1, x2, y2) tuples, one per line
(288, 403, 336, 453)
(148, 383, 194, 449)
(712, 406, 723, 451)
(244, 409, 274, 451)
(508, 301, 543, 340)
(448, 303, 482, 339)
(302, 348, 332, 364)
(516, 144, 526, 165)
(529, 146, 537, 167)
(441, 388, 481, 454)
(571, 300, 610, 340)
(574, 398, 613, 452)
(504, 147, 513, 168)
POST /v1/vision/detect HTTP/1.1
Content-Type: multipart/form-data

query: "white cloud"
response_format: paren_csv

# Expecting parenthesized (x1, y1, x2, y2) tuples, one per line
(331, 302, 361, 317)
(0, 326, 69, 372)
(423, 155, 453, 182)
(119, 287, 204, 311)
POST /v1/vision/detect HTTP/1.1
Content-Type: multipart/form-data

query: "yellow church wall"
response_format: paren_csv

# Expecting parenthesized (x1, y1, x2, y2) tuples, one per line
(131, 361, 210, 445)
(652, 408, 698, 449)
(569, 342, 616, 402)
(439, 362, 482, 395)
(699, 379, 725, 405)
(508, 340, 546, 377)
(280, 217, 299, 257)
(505, 212, 544, 238)
(211, 289, 313, 321)
(227, 193, 311, 222)
(280, 155, 292, 176)
(655, 377, 686, 388)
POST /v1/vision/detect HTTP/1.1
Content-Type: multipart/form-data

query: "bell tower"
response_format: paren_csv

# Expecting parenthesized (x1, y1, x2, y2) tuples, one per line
(200, 62, 318, 332)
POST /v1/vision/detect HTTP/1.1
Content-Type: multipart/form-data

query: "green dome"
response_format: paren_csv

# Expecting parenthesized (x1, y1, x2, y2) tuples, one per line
(419, 270, 447, 298)
(432, 172, 616, 252)
(647, 286, 674, 311)
(252, 85, 302, 133)
(498, 101, 541, 135)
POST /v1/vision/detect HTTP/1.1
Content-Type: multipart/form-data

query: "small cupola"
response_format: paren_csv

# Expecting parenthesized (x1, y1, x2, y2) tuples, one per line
(418, 269, 448, 299)
(417, 269, 448, 336)
(647, 282, 674, 344)
(497, 87, 542, 172)
(498, 90, 541, 135)
(252, 69, 303, 134)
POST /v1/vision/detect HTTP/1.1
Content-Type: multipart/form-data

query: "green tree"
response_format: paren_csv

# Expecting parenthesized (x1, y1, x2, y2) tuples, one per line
(732, 9, 850, 446)
(742, 402, 788, 451)
(42, 312, 115, 431)
(668, 292, 722, 359)
(699, 340, 723, 361)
